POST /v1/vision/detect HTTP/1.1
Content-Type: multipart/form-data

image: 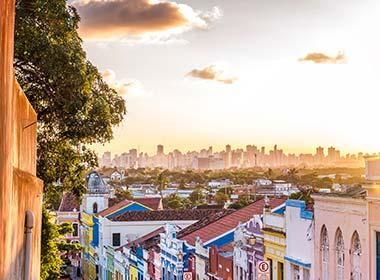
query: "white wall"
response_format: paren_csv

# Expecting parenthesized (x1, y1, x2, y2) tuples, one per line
(82, 194, 108, 214)
(285, 204, 314, 280)
(100, 219, 198, 248)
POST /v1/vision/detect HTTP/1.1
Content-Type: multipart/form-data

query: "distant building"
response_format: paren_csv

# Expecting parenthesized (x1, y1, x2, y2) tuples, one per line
(365, 156, 380, 181)
(157, 144, 164, 156)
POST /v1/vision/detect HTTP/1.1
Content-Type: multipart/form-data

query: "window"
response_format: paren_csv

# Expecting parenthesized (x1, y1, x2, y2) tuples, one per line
(93, 202, 98, 213)
(335, 228, 345, 280)
(351, 231, 361, 280)
(321, 225, 329, 280)
(72, 223, 79, 237)
(292, 264, 300, 280)
(278, 262, 284, 280)
(112, 233, 121, 247)
(267, 258, 273, 280)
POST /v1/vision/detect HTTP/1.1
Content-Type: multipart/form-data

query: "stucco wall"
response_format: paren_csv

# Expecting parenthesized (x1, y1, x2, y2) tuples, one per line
(285, 203, 314, 280)
(0, 2, 43, 278)
(313, 196, 369, 280)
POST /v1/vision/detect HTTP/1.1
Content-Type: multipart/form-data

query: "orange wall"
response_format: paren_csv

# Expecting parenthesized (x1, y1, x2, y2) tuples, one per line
(0, 1, 43, 279)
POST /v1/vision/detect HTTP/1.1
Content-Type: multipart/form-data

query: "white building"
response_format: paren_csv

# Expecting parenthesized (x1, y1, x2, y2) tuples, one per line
(284, 200, 314, 280)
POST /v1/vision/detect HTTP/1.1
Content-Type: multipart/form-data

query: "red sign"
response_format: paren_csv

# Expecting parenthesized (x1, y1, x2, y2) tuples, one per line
(258, 261, 270, 280)
(183, 272, 192, 280)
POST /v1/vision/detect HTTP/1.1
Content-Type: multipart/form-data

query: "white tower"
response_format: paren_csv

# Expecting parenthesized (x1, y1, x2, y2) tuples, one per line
(81, 171, 110, 214)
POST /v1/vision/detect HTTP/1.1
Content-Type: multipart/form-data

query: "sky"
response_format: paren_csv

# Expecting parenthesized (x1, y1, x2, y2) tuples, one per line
(73, 0, 380, 156)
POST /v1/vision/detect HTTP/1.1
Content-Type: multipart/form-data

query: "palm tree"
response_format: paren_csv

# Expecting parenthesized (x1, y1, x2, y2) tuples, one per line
(286, 168, 299, 185)
(157, 171, 168, 200)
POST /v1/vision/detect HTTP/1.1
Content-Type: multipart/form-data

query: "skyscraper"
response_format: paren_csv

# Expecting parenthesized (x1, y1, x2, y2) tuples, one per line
(157, 144, 164, 156)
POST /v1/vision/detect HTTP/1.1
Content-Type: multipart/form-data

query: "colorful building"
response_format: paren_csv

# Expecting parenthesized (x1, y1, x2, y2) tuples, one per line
(312, 188, 369, 280)
(178, 198, 286, 280)
(284, 199, 314, 280)
(263, 202, 286, 280)
(209, 245, 234, 280)
(233, 215, 264, 280)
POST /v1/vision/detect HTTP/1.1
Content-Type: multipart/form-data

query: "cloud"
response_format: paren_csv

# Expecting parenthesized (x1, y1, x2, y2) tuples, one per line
(102, 69, 144, 96)
(299, 52, 347, 64)
(74, 0, 222, 41)
(186, 65, 237, 84)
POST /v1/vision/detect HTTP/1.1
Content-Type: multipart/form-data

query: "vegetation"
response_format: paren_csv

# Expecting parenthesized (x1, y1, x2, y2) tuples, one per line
(14, 0, 126, 278)
(188, 188, 206, 206)
(40, 209, 81, 280)
(228, 195, 253, 209)
(115, 188, 133, 201)
(163, 193, 191, 210)
(214, 192, 229, 204)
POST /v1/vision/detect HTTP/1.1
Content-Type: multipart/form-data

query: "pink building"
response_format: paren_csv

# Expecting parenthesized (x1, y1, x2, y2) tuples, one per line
(312, 188, 369, 280)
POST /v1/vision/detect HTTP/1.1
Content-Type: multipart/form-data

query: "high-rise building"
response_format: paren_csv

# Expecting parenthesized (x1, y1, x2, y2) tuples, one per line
(316, 146, 324, 163)
(327, 146, 336, 162)
(225, 145, 232, 168)
(157, 144, 164, 156)
(101, 151, 111, 167)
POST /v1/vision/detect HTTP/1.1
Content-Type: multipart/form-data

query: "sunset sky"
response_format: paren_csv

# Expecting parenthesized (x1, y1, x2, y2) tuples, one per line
(74, 0, 380, 155)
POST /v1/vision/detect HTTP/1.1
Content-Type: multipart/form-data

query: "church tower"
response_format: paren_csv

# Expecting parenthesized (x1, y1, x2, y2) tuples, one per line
(81, 171, 110, 214)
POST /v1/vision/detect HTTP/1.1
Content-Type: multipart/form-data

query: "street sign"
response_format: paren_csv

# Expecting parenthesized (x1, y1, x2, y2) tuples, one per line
(183, 272, 192, 280)
(258, 261, 270, 280)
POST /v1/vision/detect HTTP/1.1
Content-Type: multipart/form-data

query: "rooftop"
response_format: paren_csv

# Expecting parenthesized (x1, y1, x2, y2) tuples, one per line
(109, 197, 162, 210)
(110, 209, 227, 222)
(313, 186, 366, 199)
(118, 226, 166, 251)
(58, 192, 80, 212)
(179, 197, 286, 246)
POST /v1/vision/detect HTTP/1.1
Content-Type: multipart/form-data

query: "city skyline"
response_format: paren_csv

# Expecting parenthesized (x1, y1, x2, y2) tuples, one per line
(83, 0, 380, 156)
(99, 143, 370, 170)
(95, 142, 375, 158)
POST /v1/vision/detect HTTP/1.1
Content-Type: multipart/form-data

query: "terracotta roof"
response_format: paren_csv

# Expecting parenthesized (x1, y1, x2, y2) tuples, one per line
(177, 209, 234, 238)
(101, 197, 163, 217)
(179, 197, 286, 246)
(110, 209, 226, 222)
(195, 204, 225, 210)
(58, 193, 80, 212)
(134, 197, 163, 210)
(121, 226, 166, 251)
(99, 168, 120, 177)
(98, 199, 134, 217)
(108, 197, 122, 207)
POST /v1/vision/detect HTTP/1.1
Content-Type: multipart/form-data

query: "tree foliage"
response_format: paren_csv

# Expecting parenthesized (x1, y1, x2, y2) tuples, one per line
(14, 0, 126, 207)
(14, 0, 126, 278)
(188, 188, 205, 206)
(214, 192, 229, 204)
(115, 188, 133, 201)
(41, 208, 80, 280)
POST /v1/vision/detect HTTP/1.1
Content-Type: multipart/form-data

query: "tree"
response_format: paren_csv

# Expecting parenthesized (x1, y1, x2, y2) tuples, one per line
(157, 171, 169, 200)
(14, 0, 126, 277)
(189, 188, 205, 206)
(214, 192, 229, 204)
(40, 208, 81, 280)
(285, 168, 299, 184)
(164, 193, 184, 209)
(115, 188, 133, 201)
(228, 195, 251, 210)
(264, 168, 274, 179)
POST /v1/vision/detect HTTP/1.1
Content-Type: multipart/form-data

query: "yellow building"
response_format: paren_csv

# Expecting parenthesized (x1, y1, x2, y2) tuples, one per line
(129, 265, 138, 280)
(263, 204, 286, 280)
